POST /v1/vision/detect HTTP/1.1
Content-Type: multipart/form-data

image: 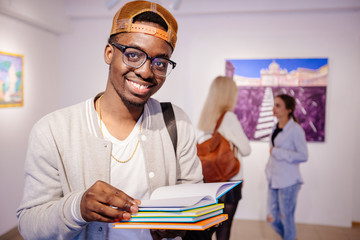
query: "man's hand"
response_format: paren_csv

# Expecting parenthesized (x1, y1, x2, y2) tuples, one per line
(150, 229, 186, 240)
(80, 180, 141, 222)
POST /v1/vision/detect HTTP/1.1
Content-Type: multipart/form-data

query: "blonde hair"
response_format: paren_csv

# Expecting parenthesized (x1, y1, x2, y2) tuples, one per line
(198, 76, 238, 131)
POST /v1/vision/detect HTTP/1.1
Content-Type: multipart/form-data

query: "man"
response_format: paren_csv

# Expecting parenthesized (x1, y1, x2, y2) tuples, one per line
(16, 1, 203, 239)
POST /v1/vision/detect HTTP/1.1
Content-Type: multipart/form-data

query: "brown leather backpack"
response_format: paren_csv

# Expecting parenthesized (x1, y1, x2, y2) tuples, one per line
(197, 113, 240, 182)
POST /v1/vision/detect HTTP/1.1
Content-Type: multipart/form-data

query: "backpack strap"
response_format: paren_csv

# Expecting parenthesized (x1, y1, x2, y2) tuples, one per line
(161, 102, 178, 156)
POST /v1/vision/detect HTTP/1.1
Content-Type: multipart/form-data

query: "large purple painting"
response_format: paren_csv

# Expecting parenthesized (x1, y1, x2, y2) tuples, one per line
(225, 58, 328, 142)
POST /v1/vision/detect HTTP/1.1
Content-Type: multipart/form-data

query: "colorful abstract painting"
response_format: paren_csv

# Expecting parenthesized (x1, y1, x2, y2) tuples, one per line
(0, 51, 24, 108)
(225, 58, 328, 142)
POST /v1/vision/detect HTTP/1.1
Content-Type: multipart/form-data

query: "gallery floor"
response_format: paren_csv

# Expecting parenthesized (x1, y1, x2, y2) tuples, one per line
(224, 219, 360, 240)
(1, 220, 360, 240)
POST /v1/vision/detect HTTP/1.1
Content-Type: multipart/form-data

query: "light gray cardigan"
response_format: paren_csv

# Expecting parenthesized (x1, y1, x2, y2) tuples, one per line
(17, 96, 203, 240)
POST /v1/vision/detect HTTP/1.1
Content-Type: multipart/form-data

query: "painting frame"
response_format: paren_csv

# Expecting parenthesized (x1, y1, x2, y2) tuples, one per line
(0, 51, 24, 108)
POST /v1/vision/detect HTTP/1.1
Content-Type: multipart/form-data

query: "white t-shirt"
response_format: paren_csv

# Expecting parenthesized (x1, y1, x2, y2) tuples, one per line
(72, 109, 181, 239)
(100, 114, 152, 239)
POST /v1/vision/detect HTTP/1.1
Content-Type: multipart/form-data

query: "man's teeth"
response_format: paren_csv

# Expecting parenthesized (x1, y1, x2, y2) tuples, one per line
(129, 81, 148, 90)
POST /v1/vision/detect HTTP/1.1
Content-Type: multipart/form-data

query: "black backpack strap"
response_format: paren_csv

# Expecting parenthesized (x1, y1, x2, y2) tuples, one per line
(161, 102, 178, 156)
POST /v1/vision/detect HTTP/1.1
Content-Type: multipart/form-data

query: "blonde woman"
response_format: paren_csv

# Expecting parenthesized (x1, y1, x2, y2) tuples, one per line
(198, 76, 251, 240)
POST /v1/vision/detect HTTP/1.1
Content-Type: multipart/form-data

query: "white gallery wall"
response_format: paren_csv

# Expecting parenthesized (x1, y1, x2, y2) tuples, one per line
(174, 10, 360, 227)
(0, 16, 61, 235)
(0, 0, 360, 236)
(0, 0, 68, 235)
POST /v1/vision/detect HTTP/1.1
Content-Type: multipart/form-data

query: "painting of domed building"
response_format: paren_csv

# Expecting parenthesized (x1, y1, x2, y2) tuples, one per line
(225, 58, 328, 142)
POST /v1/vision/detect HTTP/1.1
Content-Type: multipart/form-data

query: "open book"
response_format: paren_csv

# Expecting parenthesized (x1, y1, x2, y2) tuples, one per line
(139, 181, 241, 211)
(113, 214, 228, 230)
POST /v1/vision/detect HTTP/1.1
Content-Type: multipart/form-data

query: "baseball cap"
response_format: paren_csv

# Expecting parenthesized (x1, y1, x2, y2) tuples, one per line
(110, 0, 178, 50)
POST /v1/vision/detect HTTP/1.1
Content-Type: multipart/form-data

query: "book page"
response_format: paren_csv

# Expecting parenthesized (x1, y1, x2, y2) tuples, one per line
(139, 181, 240, 209)
(140, 195, 213, 208)
(150, 182, 240, 200)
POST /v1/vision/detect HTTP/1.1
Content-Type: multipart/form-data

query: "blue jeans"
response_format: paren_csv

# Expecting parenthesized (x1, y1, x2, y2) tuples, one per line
(267, 184, 301, 240)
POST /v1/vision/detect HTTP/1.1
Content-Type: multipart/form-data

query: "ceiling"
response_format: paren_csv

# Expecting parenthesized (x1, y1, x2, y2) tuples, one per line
(64, 0, 360, 18)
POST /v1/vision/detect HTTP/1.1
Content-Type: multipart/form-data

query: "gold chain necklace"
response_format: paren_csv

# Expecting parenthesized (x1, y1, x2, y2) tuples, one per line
(97, 95, 143, 163)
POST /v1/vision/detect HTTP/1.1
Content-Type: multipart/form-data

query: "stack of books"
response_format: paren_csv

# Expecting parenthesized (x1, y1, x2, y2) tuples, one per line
(113, 181, 241, 230)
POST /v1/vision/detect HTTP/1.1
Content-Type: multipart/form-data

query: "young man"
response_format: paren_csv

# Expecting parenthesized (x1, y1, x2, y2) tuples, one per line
(16, 1, 203, 239)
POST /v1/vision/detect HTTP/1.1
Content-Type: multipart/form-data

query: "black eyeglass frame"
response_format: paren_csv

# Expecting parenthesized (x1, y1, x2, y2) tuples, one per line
(111, 42, 177, 77)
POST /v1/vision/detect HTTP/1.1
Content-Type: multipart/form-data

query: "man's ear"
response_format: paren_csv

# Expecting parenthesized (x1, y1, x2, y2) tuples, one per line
(104, 44, 113, 65)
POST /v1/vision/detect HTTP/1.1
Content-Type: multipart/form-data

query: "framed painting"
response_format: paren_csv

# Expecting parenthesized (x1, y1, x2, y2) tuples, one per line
(0, 51, 24, 108)
(225, 58, 328, 142)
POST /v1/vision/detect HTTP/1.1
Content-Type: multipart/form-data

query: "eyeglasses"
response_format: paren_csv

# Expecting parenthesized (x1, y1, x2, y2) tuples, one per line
(111, 42, 176, 77)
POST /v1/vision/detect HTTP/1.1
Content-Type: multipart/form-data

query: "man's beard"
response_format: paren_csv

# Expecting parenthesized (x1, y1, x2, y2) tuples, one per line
(112, 83, 146, 108)
(118, 92, 146, 108)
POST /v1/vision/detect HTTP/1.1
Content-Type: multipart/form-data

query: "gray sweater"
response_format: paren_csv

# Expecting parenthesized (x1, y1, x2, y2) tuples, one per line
(17, 96, 203, 240)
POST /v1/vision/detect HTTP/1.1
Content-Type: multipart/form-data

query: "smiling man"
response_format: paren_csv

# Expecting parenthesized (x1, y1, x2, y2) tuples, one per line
(16, 1, 203, 239)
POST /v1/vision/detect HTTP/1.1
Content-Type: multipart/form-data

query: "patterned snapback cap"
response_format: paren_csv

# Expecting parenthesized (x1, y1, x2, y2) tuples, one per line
(110, 0, 178, 49)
